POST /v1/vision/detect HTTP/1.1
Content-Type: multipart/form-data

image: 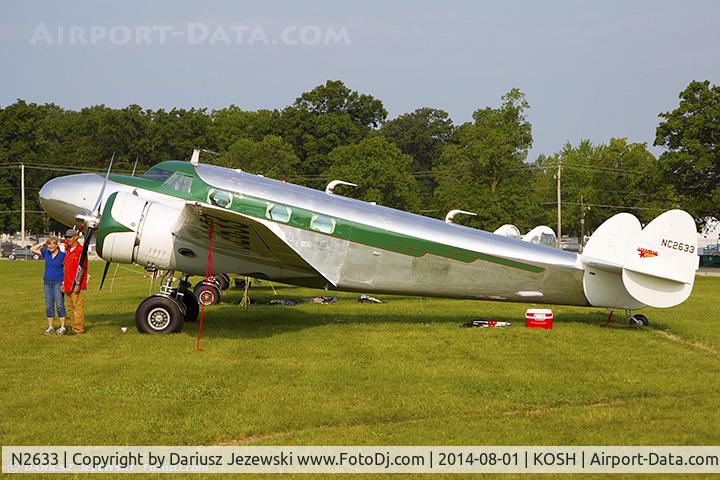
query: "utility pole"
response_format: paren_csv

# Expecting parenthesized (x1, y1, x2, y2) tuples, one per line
(579, 195, 585, 253)
(20, 163, 25, 243)
(556, 159, 561, 248)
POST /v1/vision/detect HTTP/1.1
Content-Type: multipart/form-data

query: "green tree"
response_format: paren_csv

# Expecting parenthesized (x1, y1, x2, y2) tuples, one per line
(0, 101, 70, 233)
(219, 135, 299, 178)
(381, 107, 453, 195)
(325, 137, 419, 212)
(146, 108, 215, 165)
(293, 80, 387, 128)
(532, 139, 677, 237)
(655, 80, 720, 224)
(280, 81, 387, 178)
(433, 89, 535, 230)
(210, 106, 279, 151)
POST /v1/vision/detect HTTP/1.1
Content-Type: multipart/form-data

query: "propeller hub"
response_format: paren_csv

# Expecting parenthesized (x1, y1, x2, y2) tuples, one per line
(75, 213, 101, 229)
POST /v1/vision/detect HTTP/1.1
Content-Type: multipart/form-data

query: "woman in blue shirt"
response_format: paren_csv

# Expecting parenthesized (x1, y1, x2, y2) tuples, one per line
(31, 236, 67, 335)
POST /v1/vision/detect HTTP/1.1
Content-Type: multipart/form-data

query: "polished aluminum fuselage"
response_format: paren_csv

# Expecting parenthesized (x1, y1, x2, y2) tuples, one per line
(39, 164, 590, 306)
(196, 165, 589, 306)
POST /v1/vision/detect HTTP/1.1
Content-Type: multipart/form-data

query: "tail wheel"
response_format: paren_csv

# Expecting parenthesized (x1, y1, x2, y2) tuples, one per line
(194, 281, 221, 306)
(135, 295, 184, 334)
(629, 314, 649, 327)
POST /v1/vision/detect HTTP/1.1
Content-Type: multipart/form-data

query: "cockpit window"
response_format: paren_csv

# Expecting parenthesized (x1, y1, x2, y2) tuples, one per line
(141, 167, 174, 182)
(163, 173, 194, 194)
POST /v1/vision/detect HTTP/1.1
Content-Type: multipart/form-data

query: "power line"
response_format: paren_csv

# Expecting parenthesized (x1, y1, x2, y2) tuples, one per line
(0, 210, 44, 214)
(543, 201, 673, 212)
(0, 163, 133, 174)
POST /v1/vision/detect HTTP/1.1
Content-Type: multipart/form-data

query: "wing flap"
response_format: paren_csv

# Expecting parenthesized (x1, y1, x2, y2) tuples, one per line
(173, 202, 333, 286)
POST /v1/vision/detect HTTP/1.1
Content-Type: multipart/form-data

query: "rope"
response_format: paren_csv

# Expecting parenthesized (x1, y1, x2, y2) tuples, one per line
(109, 263, 120, 293)
(240, 276, 251, 309)
(196, 219, 213, 352)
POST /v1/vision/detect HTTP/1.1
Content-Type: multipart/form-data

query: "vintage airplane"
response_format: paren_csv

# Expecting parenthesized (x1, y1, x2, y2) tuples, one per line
(38, 151, 699, 334)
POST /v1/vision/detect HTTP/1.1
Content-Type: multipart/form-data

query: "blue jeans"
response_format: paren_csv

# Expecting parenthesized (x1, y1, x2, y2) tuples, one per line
(43, 280, 66, 318)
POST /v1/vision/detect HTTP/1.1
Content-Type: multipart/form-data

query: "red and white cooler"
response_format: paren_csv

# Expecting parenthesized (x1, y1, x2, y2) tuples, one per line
(525, 309, 553, 329)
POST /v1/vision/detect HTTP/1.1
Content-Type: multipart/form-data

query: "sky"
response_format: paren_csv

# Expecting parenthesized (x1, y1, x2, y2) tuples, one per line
(1, 0, 718, 159)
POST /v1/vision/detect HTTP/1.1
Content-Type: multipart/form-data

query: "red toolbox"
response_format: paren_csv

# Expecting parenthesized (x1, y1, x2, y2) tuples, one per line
(525, 309, 553, 329)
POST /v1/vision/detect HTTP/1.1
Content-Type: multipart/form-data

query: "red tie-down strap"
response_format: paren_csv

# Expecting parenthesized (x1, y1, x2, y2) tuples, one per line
(196, 219, 213, 352)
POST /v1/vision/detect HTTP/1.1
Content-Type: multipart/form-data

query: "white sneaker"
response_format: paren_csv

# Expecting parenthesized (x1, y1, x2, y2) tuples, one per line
(56, 327, 67, 336)
(44, 327, 55, 336)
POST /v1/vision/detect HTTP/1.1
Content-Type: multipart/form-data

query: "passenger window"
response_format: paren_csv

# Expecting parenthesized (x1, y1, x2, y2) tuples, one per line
(208, 189, 232, 208)
(310, 214, 335, 234)
(164, 173, 193, 194)
(266, 203, 291, 223)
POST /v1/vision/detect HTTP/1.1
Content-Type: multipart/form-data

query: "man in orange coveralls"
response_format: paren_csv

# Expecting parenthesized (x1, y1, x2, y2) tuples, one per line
(63, 229, 88, 335)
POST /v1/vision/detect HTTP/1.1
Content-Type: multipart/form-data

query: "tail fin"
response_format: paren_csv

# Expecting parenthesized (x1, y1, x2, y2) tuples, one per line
(622, 209, 699, 308)
(581, 210, 699, 309)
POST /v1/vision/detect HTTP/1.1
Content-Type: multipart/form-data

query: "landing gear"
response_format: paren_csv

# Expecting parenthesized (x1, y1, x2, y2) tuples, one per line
(176, 288, 199, 322)
(135, 271, 197, 334)
(194, 280, 221, 306)
(192, 274, 229, 305)
(135, 295, 184, 334)
(214, 274, 231, 291)
(626, 308, 649, 328)
(629, 314, 649, 328)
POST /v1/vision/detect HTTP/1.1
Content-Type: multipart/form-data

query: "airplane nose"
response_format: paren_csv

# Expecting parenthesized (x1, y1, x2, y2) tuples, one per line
(39, 173, 106, 226)
(39, 177, 59, 203)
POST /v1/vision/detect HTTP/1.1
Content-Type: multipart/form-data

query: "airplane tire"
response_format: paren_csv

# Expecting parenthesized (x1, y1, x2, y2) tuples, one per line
(194, 281, 221, 306)
(180, 290, 199, 322)
(171, 288, 199, 322)
(629, 314, 649, 328)
(214, 274, 230, 291)
(135, 295, 184, 334)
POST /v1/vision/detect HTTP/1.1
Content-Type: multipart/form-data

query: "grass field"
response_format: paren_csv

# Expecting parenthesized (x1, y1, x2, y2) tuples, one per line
(1, 260, 719, 479)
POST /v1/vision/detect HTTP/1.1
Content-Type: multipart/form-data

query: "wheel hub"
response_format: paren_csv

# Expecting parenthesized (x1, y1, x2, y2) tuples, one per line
(199, 290, 214, 305)
(147, 307, 171, 330)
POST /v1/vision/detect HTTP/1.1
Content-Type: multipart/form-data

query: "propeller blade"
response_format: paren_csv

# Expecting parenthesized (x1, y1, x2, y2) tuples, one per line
(99, 260, 111, 291)
(92, 152, 115, 214)
(72, 153, 115, 291)
(72, 226, 94, 291)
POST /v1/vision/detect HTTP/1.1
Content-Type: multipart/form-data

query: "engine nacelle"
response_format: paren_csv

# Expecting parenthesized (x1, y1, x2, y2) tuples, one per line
(96, 191, 180, 269)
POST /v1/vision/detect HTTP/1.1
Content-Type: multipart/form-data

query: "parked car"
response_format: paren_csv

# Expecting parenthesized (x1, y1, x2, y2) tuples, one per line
(1, 242, 19, 258)
(7, 246, 40, 261)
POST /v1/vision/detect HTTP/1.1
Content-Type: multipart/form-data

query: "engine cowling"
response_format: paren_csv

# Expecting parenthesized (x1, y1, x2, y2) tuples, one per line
(96, 191, 180, 269)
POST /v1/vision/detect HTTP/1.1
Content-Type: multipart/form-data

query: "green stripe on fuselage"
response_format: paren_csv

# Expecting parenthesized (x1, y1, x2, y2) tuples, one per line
(109, 161, 545, 274)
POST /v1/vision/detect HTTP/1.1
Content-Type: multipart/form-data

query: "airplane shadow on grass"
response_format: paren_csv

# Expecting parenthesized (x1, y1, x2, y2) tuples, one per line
(85, 287, 658, 339)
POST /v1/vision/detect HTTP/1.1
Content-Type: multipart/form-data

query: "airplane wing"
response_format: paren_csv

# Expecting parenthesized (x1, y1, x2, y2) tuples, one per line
(173, 201, 332, 288)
